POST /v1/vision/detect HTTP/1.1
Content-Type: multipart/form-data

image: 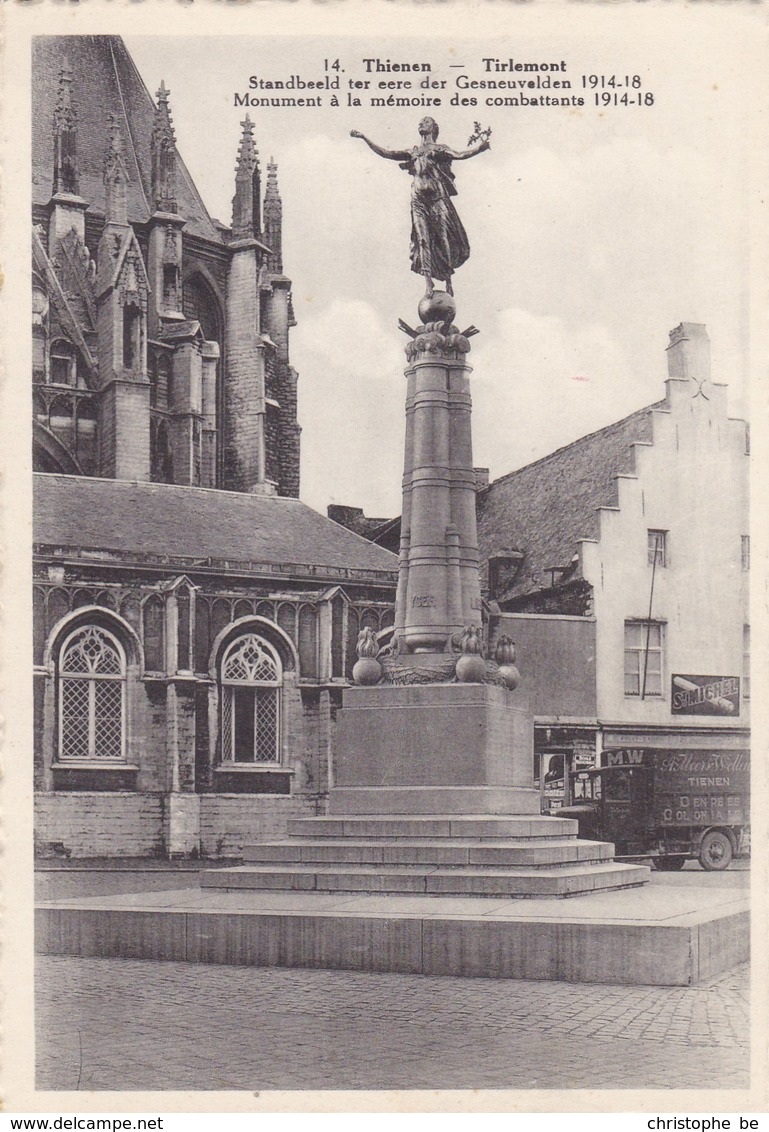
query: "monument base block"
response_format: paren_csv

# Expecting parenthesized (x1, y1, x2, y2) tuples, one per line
(330, 683, 534, 815)
(327, 786, 540, 815)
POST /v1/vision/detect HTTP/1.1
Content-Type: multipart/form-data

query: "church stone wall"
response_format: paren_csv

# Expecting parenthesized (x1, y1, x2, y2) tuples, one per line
(35, 793, 164, 858)
(198, 795, 319, 858)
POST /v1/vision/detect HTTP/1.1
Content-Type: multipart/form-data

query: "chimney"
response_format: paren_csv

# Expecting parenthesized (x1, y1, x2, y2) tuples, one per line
(666, 323, 711, 383)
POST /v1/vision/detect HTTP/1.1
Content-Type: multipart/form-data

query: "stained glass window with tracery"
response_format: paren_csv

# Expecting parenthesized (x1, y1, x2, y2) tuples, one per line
(220, 634, 281, 763)
(59, 625, 126, 761)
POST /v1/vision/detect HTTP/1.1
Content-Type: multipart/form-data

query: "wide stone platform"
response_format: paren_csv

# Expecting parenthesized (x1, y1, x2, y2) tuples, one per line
(35, 878, 749, 986)
(205, 814, 648, 898)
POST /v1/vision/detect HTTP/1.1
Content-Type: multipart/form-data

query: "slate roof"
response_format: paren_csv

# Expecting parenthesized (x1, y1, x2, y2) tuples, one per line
(32, 36, 222, 242)
(476, 402, 664, 602)
(34, 475, 399, 578)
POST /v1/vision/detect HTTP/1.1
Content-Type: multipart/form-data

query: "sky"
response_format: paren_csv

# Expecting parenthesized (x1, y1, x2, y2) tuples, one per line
(127, 23, 754, 518)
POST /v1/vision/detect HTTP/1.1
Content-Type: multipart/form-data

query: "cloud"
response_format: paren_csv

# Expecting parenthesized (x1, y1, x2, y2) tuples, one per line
(295, 299, 650, 520)
(293, 298, 405, 516)
(471, 307, 640, 478)
(282, 133, 410, 318)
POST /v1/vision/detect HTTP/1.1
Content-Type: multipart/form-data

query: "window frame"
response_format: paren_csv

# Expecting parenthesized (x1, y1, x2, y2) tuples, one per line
(57, 624, 127, 763)
(49, 338, 77, 387)
(741, 536, 750, 571)
(624, 619, 665, 699)
(647, 529, 668, 568)
(219, 633, 282, 765)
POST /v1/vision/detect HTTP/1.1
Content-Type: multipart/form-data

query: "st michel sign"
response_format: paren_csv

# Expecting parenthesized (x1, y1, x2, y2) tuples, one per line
(671, 674, 741, 717)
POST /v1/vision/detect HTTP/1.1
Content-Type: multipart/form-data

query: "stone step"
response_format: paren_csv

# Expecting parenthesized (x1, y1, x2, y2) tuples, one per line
(242, 837, 613, 867)
(286, 815, 578, 840)
(202, 861, 649, 898)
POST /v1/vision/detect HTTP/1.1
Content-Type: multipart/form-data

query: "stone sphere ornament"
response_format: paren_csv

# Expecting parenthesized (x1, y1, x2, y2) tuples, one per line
(497, 663, 521, 691)
(418, 290, 457, 327)
(352, 656, 383, 686)
(456, 654, 487, 683)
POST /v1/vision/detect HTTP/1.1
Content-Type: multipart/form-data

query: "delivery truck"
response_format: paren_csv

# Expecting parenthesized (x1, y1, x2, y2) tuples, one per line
(552, 747, 749, 871)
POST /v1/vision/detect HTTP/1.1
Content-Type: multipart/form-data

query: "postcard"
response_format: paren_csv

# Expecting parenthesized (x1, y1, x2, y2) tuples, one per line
(1, 0, 767, 1117)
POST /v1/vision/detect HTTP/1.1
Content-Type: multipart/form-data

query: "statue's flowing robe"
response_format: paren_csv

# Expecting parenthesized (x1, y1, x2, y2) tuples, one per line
(402, 144, 470, 282)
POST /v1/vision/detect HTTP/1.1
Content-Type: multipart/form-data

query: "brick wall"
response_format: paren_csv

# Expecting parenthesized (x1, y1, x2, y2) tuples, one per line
(279, 365, 301, 498)
(300, 688, 332, 796)
(35, 792, 164, 857)
(198, 794, 319, 857)
(264, 403, 281, 486)
(99, 381, 151, 481)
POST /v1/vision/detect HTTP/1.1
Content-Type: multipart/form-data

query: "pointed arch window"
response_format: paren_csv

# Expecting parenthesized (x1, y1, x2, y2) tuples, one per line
(122, 303, 141, 371)
(151, 418, 173, 483)
(50, 339, 77, 386)
(58, 625, 126, 762)
(142, 594, 166, 672)
(220, 633, 281, 763)
(33, 281, 49, 384)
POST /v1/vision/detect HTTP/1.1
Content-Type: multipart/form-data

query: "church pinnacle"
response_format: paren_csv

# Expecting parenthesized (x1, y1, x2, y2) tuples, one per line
(231, 115, 261, 240)
(53, 59, 79, 195)
(263, 159, 283, 274)
(104, 113, 129, 225)
(151, 80, 178, 213)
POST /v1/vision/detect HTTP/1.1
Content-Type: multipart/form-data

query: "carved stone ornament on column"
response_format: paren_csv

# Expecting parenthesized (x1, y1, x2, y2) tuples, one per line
(494, 634, 521, 690)
(351, 626, 383, 686)
(455, 625, 487, 683)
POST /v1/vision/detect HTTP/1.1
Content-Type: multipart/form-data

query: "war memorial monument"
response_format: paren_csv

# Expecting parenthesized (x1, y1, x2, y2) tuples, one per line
(37, 120, 749, 987)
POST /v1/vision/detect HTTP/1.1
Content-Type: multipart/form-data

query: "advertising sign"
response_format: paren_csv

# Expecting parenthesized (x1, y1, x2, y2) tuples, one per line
(671, 674, 740, 716)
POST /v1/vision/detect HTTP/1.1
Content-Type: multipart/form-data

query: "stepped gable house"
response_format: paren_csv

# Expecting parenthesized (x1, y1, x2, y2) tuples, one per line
(480, 323, 750, 781)
(32, 36, 398, 858)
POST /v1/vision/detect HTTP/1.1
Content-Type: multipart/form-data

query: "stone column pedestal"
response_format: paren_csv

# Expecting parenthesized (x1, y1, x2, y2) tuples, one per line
(329, 684, 539, 815)
(397, 293, 482, 656)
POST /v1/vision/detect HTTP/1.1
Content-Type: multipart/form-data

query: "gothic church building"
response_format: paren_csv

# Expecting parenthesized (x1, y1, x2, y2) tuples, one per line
(32, 36, 398, 858)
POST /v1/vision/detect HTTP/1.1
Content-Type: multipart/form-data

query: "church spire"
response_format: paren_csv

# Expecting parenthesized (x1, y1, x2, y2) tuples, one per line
(104, 113, 129, 225)
(53, 59, 79, 195)
(151, 80, 178, 213)
(263, 158, 283, 273)
(231, 115, 261, 240)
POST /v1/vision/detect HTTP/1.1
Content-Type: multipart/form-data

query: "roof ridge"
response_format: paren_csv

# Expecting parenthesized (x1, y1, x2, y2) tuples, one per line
(481, 399, 665, 492)
(109, 39, 151, 217)
(35, 471, 309, 504)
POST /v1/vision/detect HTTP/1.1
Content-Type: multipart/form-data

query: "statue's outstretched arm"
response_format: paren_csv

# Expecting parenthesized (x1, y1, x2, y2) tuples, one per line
(350, 130, 410, 162)
(442, 140, 491, 161)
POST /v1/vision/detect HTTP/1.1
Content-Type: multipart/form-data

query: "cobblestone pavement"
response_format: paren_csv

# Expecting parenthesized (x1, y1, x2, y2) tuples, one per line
(35, 955, 750, 1093)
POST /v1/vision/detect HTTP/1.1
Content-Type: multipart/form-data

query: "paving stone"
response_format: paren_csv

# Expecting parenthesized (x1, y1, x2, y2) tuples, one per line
(35, 955, 749, 1092)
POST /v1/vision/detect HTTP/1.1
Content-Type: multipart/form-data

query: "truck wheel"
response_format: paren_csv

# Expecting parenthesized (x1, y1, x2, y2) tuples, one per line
(699, 831, 733, 871)
(652, 857, 686, 871)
